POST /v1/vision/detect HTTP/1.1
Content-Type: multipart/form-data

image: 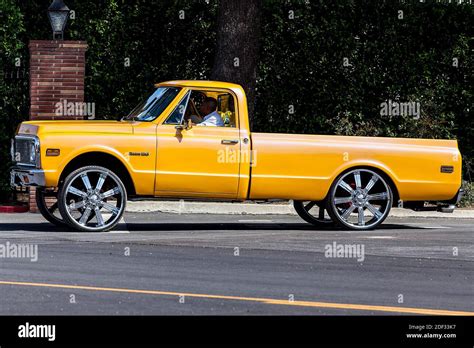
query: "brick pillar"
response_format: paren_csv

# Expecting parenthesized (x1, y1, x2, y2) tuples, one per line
(28, 40, 88, 212)
(29, 40, 88, 120)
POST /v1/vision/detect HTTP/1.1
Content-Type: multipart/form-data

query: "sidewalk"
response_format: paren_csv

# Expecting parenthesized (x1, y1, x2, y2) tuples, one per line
(126, 200, 474, 219)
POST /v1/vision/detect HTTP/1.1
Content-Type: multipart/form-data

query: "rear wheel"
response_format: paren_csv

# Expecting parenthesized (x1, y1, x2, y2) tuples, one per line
(58, 166, 127, 232)
(36, 187, 68, 228)
(326, 169, 392, 230)
(293, 200, 333, 227)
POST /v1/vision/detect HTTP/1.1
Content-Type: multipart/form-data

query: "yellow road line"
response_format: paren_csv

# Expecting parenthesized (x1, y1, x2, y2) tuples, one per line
(0, 280, 472, 316)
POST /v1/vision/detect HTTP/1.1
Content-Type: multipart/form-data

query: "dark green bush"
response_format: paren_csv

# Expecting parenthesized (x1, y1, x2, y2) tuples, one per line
(0, 0, 26, 200)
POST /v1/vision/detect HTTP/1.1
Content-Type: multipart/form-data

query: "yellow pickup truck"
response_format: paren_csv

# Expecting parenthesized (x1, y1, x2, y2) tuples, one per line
(10, 80, 463, 232)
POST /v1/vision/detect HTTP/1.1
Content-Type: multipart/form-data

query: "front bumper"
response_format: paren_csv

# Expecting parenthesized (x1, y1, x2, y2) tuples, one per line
(10, 167, 45, 187)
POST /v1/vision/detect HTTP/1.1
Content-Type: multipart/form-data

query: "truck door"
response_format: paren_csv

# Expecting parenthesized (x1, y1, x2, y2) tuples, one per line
(154, 89, 241, 198)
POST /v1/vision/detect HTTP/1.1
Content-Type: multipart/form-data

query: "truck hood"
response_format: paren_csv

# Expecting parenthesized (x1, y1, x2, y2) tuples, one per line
(17, 120, 134, 136)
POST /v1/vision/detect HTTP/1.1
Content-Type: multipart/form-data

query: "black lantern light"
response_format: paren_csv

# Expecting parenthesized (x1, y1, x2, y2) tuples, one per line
(47, 0, 70, 40)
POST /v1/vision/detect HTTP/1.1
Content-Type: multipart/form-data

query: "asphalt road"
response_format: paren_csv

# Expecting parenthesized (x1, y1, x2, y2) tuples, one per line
(0, 212, 472, 315)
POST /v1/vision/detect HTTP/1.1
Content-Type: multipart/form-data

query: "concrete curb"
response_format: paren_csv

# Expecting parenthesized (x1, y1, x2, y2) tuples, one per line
(126, 200, 474, 219)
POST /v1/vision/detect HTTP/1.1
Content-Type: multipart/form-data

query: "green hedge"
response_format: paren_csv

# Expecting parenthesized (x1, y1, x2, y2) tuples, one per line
(1, 0, 472, 203)
(0, 0, 26, 199)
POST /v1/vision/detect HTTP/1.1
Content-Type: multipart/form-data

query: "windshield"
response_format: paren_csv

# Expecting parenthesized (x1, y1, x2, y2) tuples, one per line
(124, 87, 181, 121)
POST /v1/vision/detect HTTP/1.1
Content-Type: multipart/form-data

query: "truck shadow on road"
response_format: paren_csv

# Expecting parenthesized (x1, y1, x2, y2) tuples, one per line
(0, 222, 423, 233)
(123, 222, 423, 232)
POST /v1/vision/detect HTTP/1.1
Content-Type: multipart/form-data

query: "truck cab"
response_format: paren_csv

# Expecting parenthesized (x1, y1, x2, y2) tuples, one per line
(149, 81, 252, 200)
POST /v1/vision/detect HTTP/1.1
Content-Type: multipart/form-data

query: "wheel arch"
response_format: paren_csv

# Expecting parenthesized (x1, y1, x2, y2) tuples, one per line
(329, 164, 400, 206)
(58, 151, 136, 196)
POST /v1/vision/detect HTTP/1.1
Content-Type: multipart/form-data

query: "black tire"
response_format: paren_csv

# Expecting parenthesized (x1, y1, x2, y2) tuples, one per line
(58, 165, 127, 232)
(293, 200, 334, 227)
(36, 188, 68, 228)
(326, 168, 392, 230)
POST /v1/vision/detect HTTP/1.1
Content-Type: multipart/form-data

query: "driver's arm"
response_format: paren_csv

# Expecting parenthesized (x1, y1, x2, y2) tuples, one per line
(190, 114, 202, 124)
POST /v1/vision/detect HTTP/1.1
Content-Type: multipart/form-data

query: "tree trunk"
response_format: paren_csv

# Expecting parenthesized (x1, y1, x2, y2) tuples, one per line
(211, 0, 262, 124)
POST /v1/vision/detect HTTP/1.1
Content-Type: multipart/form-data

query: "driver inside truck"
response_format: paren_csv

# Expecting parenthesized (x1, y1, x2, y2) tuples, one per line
(196, 97, 224, 127)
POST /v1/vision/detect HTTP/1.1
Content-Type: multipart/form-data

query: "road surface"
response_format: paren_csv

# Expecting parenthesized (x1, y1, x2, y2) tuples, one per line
(0, 212, 472, 315)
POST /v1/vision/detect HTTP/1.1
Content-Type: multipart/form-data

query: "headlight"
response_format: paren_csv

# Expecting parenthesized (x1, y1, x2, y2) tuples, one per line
(10, 139, 15, 162)
(30, 143, 36, 163)
(13, 135, 41, 168)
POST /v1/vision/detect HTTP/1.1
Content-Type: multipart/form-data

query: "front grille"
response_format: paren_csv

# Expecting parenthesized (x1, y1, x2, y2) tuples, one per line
(14, 137, 36, 166)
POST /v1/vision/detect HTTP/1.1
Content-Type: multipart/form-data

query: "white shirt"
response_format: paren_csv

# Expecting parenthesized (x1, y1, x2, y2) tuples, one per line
(197, 111, 224, 127)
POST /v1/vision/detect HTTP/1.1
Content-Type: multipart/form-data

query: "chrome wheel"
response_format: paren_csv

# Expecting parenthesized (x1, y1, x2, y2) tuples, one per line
(58, 166, 127, 232)
(293, 200, 333, 227)
(327, 169, 392, 230)
(36, 188, 68, 228)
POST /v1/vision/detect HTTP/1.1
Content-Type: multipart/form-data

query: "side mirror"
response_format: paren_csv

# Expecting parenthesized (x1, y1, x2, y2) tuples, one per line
(175, 119, 193, 131)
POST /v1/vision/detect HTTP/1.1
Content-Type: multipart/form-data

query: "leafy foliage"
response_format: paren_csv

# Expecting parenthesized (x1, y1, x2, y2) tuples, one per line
(256, 0, 473, 189)
(0, 0, 472, 203)
(0, 0, 26, 199)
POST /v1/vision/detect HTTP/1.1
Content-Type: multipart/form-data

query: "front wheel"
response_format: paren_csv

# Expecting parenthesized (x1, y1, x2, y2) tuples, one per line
(326, 169, 392, 230)
(58, 166, 127, 232)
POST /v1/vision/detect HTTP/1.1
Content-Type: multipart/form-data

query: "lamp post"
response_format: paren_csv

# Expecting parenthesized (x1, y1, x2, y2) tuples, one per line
(47, 0, 70, 40)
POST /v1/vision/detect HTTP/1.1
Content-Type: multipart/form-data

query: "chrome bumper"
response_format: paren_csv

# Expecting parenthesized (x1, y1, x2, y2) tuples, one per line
(10, 167, 45, 187)
(404, 187, 465, 213)
(454, 188, 465, 204)
(438, 187, 465, 213)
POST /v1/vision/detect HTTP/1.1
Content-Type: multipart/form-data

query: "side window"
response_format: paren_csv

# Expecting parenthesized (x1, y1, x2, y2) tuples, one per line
(217, 93, 237, 128)
(185, 89, 237, 128)
(163, 91, 190, 125)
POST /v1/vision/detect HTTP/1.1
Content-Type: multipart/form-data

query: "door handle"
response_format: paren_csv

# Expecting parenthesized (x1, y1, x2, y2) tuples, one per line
(221, 139, 239, 145)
